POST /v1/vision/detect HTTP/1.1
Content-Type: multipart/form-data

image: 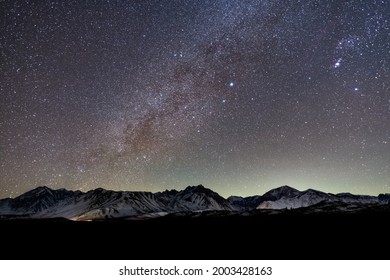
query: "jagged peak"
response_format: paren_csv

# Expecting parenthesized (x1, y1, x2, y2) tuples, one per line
(181, 185, 222, 197)
(159, 189, 179, 196)
(92, 187, 107, 192)
(303, 188, 327, 195)
(337, 192, 353, 196)
(34, 186, 53, 192)
(184, 185, 207, 191)
(85, 187, 114, 194)
(15, 186, 54, 198)
(263, 185, 300, 195)
(279, 185, 299, 191)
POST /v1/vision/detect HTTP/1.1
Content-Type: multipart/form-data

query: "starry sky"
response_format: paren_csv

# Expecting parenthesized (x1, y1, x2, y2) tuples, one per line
(1, 0, 389, 198)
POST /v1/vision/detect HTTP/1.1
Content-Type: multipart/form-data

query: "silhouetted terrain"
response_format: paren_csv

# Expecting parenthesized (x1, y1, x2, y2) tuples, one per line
(2, 203, 389, 260)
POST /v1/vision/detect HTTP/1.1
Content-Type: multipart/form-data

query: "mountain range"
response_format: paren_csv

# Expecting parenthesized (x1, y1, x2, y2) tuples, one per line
(0, 185, 389, 220)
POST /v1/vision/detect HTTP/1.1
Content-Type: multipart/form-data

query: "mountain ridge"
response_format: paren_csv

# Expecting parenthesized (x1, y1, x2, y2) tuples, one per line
(0, 185, 389, 220)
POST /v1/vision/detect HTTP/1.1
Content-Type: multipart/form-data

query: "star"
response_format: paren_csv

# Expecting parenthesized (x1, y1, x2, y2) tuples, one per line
(333, 58, 342, 68)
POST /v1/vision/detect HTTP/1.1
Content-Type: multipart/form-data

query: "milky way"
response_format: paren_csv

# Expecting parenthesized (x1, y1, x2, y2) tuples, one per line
(1, 0, 389, 198)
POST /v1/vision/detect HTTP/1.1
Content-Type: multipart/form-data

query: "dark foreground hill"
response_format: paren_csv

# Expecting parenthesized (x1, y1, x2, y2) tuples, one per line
(1, 203, 389, 260)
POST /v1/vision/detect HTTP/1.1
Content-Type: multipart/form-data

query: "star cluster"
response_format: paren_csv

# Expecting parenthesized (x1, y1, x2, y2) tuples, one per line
(1, 0, 389, 198)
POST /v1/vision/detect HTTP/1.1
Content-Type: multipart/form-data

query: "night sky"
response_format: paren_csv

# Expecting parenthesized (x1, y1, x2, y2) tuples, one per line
(1, 0, 389, 198)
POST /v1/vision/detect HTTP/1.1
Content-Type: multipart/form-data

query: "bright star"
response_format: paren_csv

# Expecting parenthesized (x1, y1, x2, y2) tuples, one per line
(334, 58, 342, 68)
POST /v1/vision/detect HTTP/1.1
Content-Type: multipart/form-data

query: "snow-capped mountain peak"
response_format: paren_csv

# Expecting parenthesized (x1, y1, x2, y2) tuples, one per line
(0, 185, 389, 220)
